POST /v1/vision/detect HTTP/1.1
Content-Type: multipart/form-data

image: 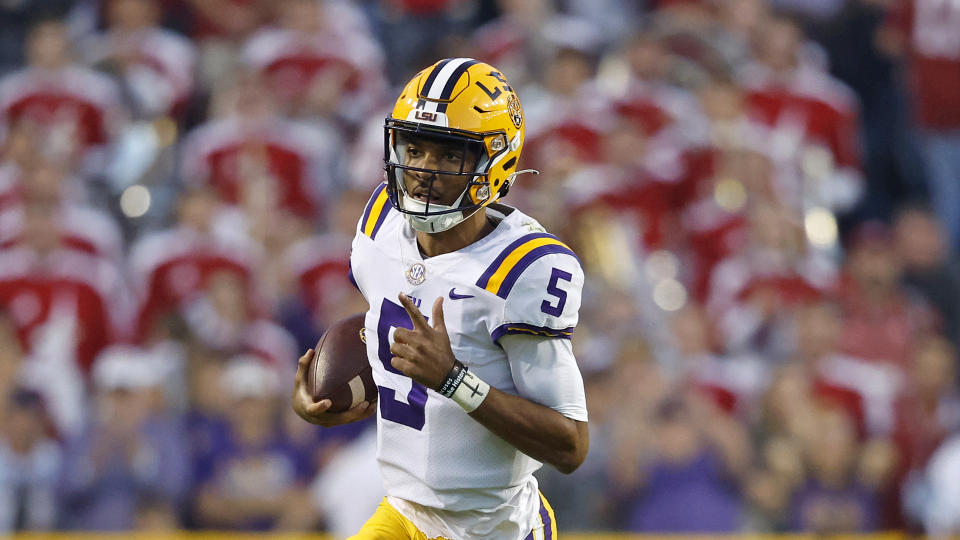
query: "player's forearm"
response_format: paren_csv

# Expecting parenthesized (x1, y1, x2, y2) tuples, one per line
(468, 386, 589, 474)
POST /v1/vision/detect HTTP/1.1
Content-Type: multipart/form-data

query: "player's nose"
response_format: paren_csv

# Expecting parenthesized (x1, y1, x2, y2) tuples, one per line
(411, 152, 442, 178)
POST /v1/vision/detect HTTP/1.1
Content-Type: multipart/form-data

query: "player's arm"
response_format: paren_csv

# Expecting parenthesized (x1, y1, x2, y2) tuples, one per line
(391, 294, 589, 474)
(464, 339, 589, 474)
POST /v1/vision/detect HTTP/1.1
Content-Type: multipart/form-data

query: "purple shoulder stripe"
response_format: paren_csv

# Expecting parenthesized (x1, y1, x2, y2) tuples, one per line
(359, 182, 390, 239)
(476, 232, 555, 289)
(495, 243, 577, 299)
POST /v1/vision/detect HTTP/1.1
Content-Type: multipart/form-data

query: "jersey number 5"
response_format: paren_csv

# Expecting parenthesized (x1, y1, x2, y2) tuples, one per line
(376, 298, 428, 430)
(541, 267, 572, 316)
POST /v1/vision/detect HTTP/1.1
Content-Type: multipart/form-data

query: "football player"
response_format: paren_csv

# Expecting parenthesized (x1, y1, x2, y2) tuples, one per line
(292, 58, 589, 539)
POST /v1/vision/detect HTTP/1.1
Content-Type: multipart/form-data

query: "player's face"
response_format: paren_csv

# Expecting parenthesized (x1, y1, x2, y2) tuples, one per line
(398, 134, 480, 207)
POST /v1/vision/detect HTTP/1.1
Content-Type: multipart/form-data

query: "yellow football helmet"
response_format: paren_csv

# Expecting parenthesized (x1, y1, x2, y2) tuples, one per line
(385, 58, 528, 233)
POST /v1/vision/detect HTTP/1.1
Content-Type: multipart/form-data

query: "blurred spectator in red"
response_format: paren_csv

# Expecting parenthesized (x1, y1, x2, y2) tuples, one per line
(180, 269, 297, 373)
(788, 405, 881, 533)
(606, 32, 706, 146)
(180, 71, 339, 232)
(567, 112, 685, 253)
(707, 202, 835, 358)
(59, 346, 189, 530)
(895, 205, 960, 348)
(890, 335, 960, 527)
(156, 0, 269, 92)
(241, 0, 386, 125)
(0, 170, 129, 376)
(174, 0, 269, 42)
(83, 0, 197, 121)
(753, 357, 894, 533)
(837, 221, 935, 368)
(786, 300, 867, 436)
(278, 231, 366, 351)
(668, 303, 767, 416)
(739, 13, 864, 213)
(0, 160, 123, 264)
(0, 18, 127, 173)
(518, 45, 611, 232)
(191, 356, 317, 531)
(0, 388, 61, 532)
(130, 187, 260, 343)
(882, 0, 960, 249)
(523, 42, 609, 151)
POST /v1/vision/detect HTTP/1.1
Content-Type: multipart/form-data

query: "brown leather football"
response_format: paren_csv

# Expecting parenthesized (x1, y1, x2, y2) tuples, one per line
(307, 313, 377, 413)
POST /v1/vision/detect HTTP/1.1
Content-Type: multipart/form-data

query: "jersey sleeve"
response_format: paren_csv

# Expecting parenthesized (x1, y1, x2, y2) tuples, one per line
(485, 240, 584, 343)
(502, 334, 588, 421)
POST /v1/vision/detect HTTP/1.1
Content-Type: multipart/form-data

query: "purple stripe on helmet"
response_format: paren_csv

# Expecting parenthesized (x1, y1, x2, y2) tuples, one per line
(421, 58, 453, 98)
(476, 232, 555, 289)
(436, 60, 479, 112)
(495, 244, 578, 299)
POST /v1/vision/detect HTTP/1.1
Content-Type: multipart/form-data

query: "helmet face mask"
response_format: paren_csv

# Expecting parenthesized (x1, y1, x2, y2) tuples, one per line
(384, 58, 526, 234)
(384, 120, 504, 232)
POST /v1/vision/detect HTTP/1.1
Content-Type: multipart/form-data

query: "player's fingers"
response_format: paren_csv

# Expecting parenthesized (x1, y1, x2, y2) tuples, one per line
(304, 399, 333, 416)
(393, 327, 411, 343)
(294, 349, 314, 385)
(342, 400, 374, 422)
(398, 293, 429, 329)
(391, 356, 411, 374)
(390, 341, 417, 359)
(431, 296, 445, 333)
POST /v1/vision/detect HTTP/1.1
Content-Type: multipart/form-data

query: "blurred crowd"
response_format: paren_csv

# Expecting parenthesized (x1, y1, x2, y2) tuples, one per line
(0, 0, 958, 536)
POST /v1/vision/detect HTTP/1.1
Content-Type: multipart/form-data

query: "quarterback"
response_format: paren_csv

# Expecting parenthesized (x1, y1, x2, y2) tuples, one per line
(292, 58, 589, 539)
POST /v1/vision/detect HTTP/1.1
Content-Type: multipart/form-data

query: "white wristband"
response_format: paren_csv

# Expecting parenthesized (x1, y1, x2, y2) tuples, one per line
(451, 369, 490, 413)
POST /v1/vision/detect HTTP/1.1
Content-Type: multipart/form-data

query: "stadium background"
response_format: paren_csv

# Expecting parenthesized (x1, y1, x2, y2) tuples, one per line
(0, 0, 959, 537)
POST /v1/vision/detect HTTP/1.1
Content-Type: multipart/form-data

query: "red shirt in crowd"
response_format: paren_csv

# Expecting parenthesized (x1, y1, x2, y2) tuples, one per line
(887, 0, 960, 130)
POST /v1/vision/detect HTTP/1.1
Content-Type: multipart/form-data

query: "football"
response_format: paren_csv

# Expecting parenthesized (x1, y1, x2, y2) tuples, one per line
(307, 313, 377, 413)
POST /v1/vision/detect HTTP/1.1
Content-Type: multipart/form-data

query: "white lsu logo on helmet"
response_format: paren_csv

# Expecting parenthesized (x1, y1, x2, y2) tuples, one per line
(407, 109, 449, 127)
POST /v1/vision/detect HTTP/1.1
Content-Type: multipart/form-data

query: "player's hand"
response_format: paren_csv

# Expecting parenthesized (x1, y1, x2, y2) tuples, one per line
(291, 349, 375, 427)
(391, 293, 456, 390)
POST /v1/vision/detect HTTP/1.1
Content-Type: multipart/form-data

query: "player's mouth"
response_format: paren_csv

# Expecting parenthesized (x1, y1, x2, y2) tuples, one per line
(412, 190, 441, 203)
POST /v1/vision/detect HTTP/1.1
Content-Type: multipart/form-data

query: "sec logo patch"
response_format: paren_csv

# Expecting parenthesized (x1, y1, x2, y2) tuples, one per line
(406, 263, 426, 285)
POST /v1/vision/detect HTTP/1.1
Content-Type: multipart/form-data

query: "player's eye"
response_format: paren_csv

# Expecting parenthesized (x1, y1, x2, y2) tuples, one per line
(406, 146, 421, 157)
(443, 151, 462, 162)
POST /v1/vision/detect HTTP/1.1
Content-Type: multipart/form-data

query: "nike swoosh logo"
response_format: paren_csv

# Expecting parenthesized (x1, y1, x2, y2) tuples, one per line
(449, 288, 474, 300)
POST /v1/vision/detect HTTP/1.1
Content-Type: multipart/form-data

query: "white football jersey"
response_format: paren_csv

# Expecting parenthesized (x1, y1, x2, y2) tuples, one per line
(349, 183, 587, 534)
